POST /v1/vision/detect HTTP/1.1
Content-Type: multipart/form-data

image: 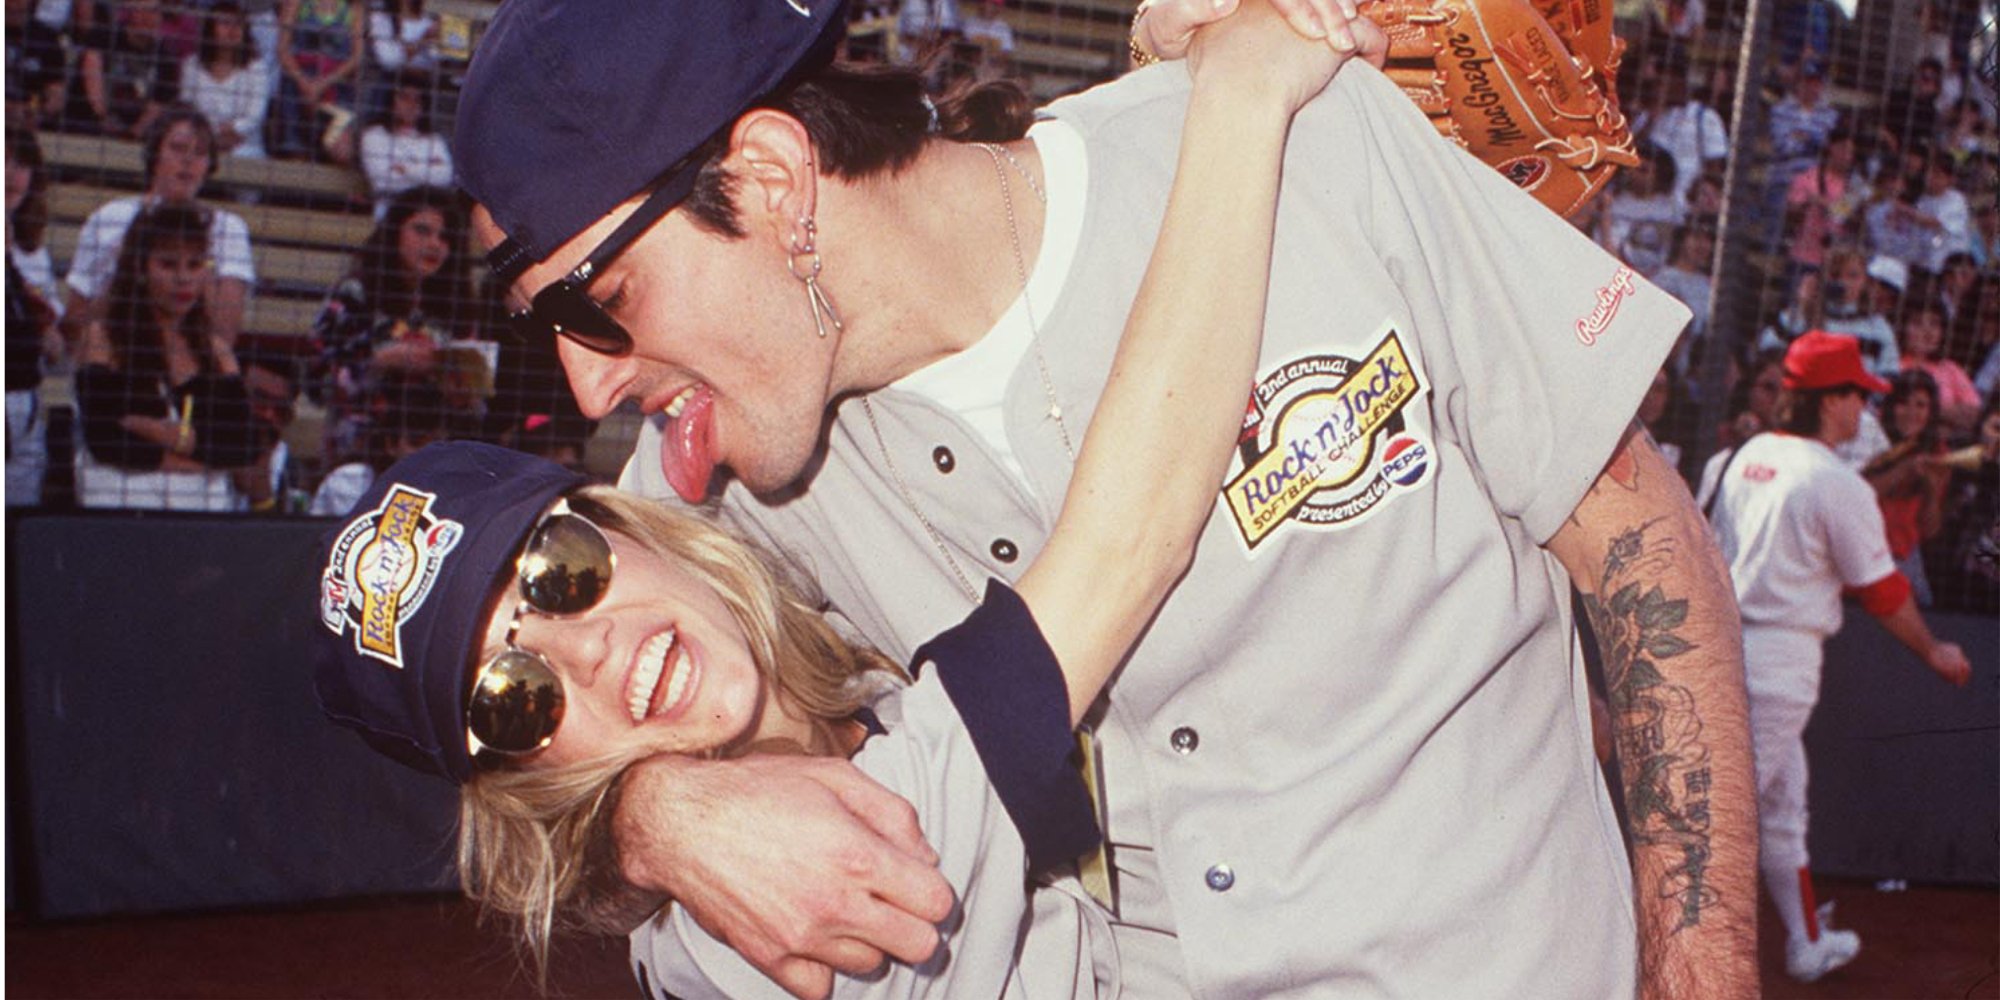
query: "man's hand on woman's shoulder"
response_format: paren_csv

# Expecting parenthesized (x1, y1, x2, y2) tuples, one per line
(612, 753, 952, 999)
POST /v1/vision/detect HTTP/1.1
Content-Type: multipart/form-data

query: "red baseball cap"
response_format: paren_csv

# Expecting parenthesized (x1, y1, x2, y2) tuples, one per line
(1782, 330, 1892, 395)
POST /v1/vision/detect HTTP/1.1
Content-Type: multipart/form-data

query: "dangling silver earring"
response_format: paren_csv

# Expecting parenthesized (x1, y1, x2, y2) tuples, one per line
(788, 216, 842, 339)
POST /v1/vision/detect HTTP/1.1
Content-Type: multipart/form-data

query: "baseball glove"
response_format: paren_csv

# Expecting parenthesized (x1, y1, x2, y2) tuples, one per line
(1359, 0, 1638, 217)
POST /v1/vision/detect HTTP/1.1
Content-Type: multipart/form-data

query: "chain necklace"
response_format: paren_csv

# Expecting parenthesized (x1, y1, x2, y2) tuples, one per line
(858, 141, 1074, 605)
(979, 140, 1075, 459)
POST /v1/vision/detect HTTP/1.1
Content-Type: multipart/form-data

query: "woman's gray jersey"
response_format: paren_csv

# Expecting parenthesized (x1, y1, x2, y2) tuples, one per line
(632, 583, 1118, 999)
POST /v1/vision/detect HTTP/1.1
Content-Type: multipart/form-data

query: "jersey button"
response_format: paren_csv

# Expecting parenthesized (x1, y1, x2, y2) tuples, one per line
(931, 447, 955, 473)
(1169, 727, 1199, 754)
(990, 538, 1018, 562)
(1205, 864, 1235, 892)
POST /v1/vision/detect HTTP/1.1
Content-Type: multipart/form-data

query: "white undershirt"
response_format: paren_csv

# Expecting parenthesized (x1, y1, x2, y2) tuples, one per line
(889, 120, 1086, 482)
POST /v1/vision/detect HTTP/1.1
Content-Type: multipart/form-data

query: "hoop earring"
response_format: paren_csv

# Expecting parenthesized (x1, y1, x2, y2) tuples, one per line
(788, 216, 843, 339)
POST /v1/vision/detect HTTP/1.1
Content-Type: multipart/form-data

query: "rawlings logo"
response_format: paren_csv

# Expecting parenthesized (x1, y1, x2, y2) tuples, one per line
(1575, 265, 1636, 345)
(320, 484, 463, 667)
(1498, 155, 1550, 190)
(1743, 464, 1777, 483)
(1224, 327, 1436, 548)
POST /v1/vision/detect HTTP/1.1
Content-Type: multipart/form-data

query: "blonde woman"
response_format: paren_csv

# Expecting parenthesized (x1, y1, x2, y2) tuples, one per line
(312, 7, 1367, 996)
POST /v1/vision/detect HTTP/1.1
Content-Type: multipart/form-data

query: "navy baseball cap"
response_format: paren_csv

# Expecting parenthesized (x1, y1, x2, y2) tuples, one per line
(455, 0, 849, 280)
(313, 442, 586, 783)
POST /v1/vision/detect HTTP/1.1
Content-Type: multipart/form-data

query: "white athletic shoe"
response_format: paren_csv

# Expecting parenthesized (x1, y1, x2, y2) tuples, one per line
(1785, 903, 1861, 983)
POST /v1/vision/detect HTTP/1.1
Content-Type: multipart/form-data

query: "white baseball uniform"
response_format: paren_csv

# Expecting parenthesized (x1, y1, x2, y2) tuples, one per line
(1696, 431, 1896, 874)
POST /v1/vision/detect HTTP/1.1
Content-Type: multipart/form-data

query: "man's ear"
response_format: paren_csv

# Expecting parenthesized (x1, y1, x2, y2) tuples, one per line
(728, 109, 817, 248)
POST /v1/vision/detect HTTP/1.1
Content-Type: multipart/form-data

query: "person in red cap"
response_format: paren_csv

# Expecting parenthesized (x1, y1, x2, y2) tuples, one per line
(1696, 329, 1972, 983)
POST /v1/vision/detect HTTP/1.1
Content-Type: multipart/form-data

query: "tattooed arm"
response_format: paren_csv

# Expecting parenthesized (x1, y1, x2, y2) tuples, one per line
(1545, 423, 1758, 1000)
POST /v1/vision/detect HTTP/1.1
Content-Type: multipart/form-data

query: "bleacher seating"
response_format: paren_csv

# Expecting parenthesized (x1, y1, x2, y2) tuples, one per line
(23, 1, 1143, 486)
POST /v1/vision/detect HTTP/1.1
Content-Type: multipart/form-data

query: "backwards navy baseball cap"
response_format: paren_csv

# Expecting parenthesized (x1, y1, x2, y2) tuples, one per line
(313, 442, 587, 783)
(455, 0, 849, 282)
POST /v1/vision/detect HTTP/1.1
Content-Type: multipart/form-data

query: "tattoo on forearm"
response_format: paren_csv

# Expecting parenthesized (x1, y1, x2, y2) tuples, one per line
(1582, 518, 1718, 933)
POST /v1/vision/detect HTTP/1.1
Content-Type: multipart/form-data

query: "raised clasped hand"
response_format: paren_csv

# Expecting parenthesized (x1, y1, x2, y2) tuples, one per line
(1184, 0, 1387, 114)
(1137, 0, 1388, 68)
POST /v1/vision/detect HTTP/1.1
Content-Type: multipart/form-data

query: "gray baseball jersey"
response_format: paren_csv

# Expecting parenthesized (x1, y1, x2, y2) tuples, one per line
(626, 62, 1687, 998)
(631, 583, 1118, 999)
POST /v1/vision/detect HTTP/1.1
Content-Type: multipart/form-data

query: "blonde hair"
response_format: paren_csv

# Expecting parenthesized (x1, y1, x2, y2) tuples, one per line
(456, 485, 903, 978)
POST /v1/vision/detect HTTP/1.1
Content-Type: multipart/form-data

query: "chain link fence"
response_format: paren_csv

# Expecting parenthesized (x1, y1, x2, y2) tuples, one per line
(6, 0, 1995, 609)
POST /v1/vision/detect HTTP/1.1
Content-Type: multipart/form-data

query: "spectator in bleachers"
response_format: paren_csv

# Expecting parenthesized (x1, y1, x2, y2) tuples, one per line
(1939, 97, 1991, 164)
(365, 0, 439, 121)
(1863, 368, 1951, 604)
(72, 0, 181, 139)
(480, 271, 595, 460)
(1783, 127, 1867, 282)
(1966, 275, 1999, 396)
(1634, 56, 1727, 210)
(1638, 363, 1687, 473)
(1769, 64, 1841, 178)
(1968, 198, 1997, 271)
(1713, 350, 1787, 453)
(1899, 296, 1981, 431)
(1769, 0, 1834, 93)
(1685, 168, 1725, 218)
(1911, 153, 1972, 275)
(306, 369, 444, 515)
(73, 200, 262, 510)
(308, 184, 469, 462)
(61, 105, 255, 349)
(1760, 269, 1824, 352)
(894, 0, 960, 62)
(7, 125, 62, 506)
(505, 408, 595, 472)
(1595, 141, 1681, 275)
(1764, 62, 1841, 252)
(7, 0, 70, 129)
(270, 0, 362, 163)
(357, 68, 451, 217)
(1651, 218, 1716, 374)
(1937, 250, 1977, 329)
(955, 0, 1015, 81)
(6, 123, 64, 313)
(1864, 171, 1939, 285)
(1885, 58, 1945, 151)
(1817, 248, 1902, 380)
(1865, 253, 1909, 322)
(235, 339, 300, 510)
(1929, 392, 2000, 613)
(180, 2, 270, 160)
(368, 0, 438, 75)
(1643, 0, 1704, 57)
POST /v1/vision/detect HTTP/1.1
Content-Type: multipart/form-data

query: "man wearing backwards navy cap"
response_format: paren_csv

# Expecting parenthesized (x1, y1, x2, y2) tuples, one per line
(1697, 330, 1972, 984)
(453, 0, 1758, 997)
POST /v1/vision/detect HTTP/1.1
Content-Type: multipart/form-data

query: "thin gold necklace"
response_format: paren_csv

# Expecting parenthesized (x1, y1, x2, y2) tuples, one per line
(859, 141, 1074, 604)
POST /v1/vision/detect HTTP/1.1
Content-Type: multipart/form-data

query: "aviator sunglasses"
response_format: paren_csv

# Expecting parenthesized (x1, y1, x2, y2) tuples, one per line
(465, 498, 618, 761)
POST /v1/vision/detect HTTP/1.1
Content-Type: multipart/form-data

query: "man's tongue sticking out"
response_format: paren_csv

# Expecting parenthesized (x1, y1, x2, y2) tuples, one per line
(660, 386, 717, 503)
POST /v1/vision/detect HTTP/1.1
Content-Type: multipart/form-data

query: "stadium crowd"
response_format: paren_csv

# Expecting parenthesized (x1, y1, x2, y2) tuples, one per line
(3, 0, 1995, 611)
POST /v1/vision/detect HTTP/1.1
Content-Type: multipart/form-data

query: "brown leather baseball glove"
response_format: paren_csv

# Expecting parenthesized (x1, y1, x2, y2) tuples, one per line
(1360, 0, 1638, 217)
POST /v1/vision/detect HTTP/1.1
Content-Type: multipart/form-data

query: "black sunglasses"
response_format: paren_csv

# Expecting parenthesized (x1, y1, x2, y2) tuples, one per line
(494, 150, 711, 358)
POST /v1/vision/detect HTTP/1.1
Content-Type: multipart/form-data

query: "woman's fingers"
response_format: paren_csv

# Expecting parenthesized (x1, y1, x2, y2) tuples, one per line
(1134, 0, 1372, 63)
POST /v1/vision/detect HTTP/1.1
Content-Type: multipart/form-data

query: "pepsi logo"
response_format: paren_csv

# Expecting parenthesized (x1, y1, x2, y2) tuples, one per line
(1382, 434, 1431, 486)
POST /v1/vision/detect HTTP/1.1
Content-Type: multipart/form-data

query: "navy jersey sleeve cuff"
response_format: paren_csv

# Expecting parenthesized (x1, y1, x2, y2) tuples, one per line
(907, 579, 1101, 871)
